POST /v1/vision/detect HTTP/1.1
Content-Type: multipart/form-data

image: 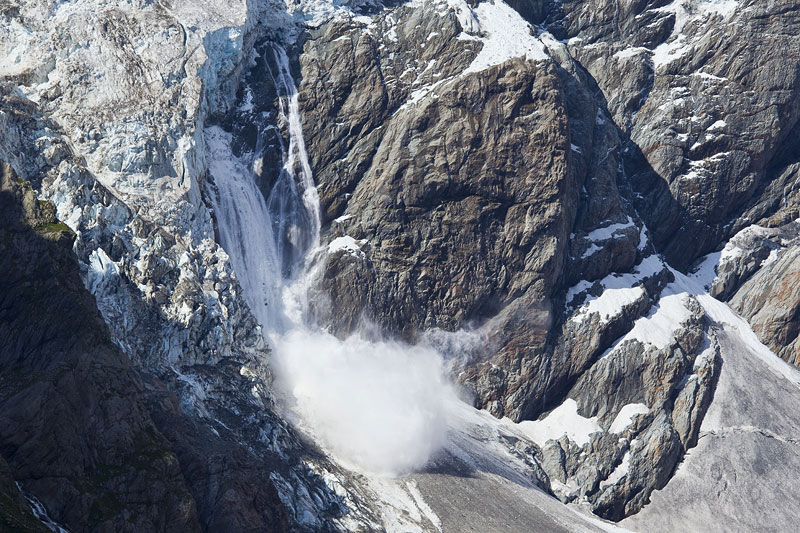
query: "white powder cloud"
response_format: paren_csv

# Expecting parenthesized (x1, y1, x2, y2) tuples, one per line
(271, 329, 460, 475)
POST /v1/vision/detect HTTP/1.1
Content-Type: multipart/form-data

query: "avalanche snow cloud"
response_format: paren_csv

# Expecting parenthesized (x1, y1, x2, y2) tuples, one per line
(272, 330, 457, 475)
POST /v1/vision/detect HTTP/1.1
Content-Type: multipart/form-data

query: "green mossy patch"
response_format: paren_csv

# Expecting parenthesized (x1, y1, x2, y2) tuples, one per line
(33, 222, 70, 234)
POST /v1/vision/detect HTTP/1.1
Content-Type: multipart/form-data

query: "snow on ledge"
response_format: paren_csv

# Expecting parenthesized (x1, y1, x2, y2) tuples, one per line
(574, 286, 645, 324)
(517, 398, 602, 447)
(396, 0, 550, 113)
(328, 235, 367, 255)
(570, 254, 665, 324)
(602, 285, 693, 359)
(585, 216, 635, 242)
(463, 0, 548, 74)
(609, 403, 650, 434)
(600, 451, 631, 489)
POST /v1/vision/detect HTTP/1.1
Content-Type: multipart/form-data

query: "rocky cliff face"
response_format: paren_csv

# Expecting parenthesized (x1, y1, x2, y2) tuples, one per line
(286, 0, 724, 518)
(549, 0, 800, 373)
(0, 161, 297, 531)
(2, 0, 800, 531)
(552, 0, 800, 266)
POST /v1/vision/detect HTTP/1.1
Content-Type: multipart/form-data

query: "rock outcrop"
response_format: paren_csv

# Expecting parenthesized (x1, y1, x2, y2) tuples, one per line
(283, 0, 722, 518)
(705, 220, 800, 366)
(0, 162, 294, 531)
(548, 0, 800, 271)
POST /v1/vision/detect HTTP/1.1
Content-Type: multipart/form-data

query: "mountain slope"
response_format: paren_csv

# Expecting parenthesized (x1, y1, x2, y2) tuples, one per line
(622, 277, 800, 532)
(0, 162, 289, 531)
(1, 0, 800, 530)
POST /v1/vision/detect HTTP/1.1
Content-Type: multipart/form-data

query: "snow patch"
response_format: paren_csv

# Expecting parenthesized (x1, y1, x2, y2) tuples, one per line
(693, 341, 717, 371)
(581, 243, 602, 259)
(614, 47, 649, 59)
(609, 404, 650, 434)
(698, 0, 738, 18)
(334, 213, 354, 223)
(585, 216, 635, 241)
(604, 285, 693, 357)
(693, 71, 728, 82)
(763, 248, 780, 266)
(518, 399, 602, 447)
(600, 451, 630, 489)
(463, 0, 548, 74)
(570, 254, 664, 323)
(707, 119, 727, 131)
(328, 235, 367, 255)
(575, 286, 645, 324)
(651, 0, 738, 68)
(689, 250, 722, 290)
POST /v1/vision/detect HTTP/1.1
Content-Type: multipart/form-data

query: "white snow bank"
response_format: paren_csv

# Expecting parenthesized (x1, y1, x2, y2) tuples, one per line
(518, 399, 602, 447)
(585, 216, 635, 242)
(396, 0, 550, 113)
(609, 404, 650, 434)
(614, 47, 650, 59)
(689, 250, 722, 290)
(582, 243, 602, 259)
(464, 0, 548, 74)
(366, 476, 444, 533)
(707, 119, 727, 131)
(570, 254, 665, 324)
(576, 286, 645, 324)
(328, 235, 366, 255)
(604, 285, 693, 358)
(600, 451, 631, 489)
(333, 213, 354, 223)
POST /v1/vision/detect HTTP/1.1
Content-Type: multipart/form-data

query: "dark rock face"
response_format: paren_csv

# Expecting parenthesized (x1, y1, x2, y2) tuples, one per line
(543, 0, 800, 375)
(0, 163, 196, 532)
(290, 1, 720, 520)
(296, 2, 646, 420)
(0, 163, 289, 532)
(550, 0, 800, 270)
(297, 6, 563, 341)
(311, 56, 575, 339)
(728, 236, 800, 366)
